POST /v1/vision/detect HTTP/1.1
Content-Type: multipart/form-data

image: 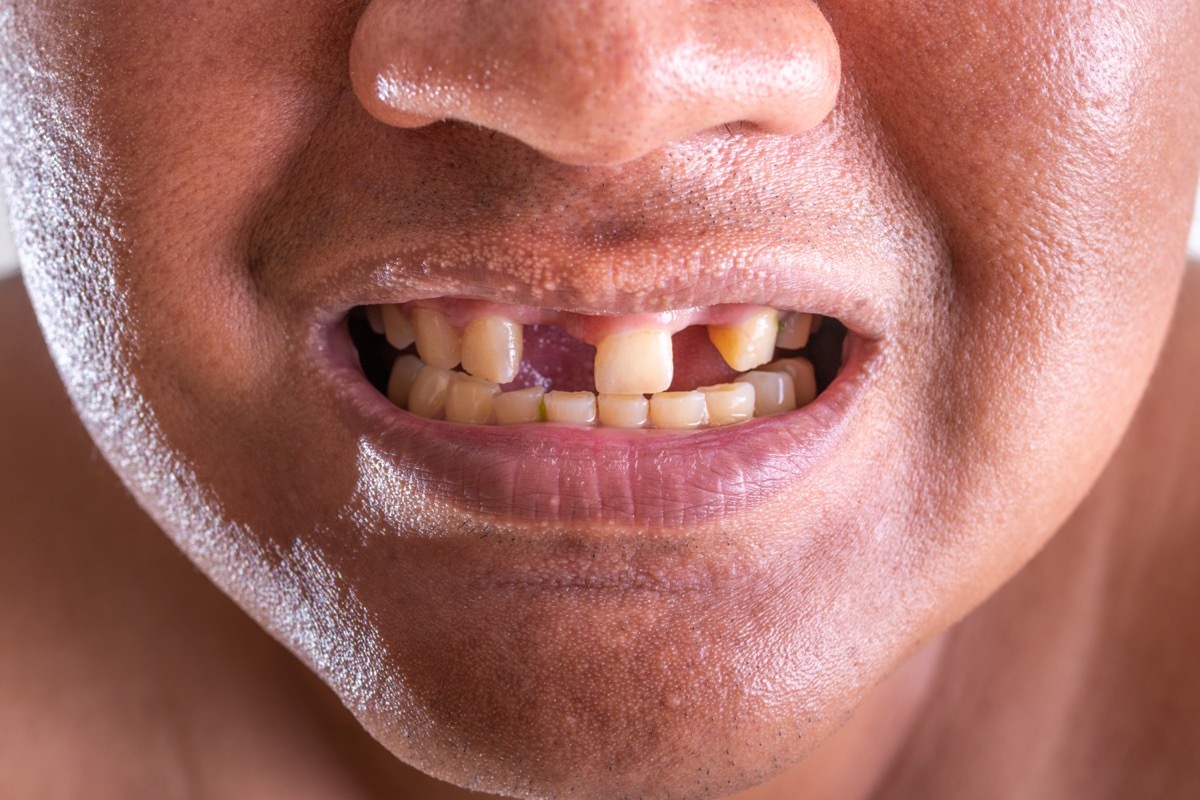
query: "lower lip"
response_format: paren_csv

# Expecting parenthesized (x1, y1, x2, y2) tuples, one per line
(317, 329, 876, 528)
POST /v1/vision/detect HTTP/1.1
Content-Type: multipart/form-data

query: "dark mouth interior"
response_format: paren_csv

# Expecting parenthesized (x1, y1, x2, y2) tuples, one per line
(349, 306, 848, 400)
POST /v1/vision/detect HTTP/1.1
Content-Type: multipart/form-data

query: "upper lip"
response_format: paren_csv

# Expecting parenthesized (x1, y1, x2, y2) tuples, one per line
(296, 235, 895, 342)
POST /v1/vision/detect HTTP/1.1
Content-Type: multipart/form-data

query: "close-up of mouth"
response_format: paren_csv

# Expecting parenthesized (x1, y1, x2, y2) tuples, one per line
(350, 300, 849, 429)
(320, 280, 883, 528)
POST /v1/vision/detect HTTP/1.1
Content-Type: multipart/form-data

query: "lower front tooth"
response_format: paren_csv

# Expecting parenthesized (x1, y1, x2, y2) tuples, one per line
(407, 366, 454, 419)
(708, 309, 780, 372)
(735, 370, 797, 417)
(544, 391, 597, 426)
(649, 391, 708, 430)
(387, 354, 425, 408)
(382, 305, 416, 349)
(445, 373, 501, 424)
(698, 383, 755, 426)
(764, 357, 817, 407)
(413, 308, 462, 370)
(598, 394, 649, 429)
(494, 387, 546, 424)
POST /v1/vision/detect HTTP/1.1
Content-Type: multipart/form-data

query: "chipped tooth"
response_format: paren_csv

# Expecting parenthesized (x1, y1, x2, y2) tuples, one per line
(594, 328, 674, 395)
(494, 387, 546, 425)
(407, 366, 454, 419)
(707, 309, 780, 372)
(649, 391, 708, 430)
(413, 308, 462, 369)
(381, 305, 416, 349)
(445, 373, 501, 424)
(598, 394, 649, 429)
(764, 357, 817, 407)
(367, 305, 386, 335)
(698, 383, 756, 427)
(776, 312, 813, 350)
(462, 315, 523, 384)
(735, 370, 797, 417)
(387, 354, 426, 408)
(544, 391, 597, 426)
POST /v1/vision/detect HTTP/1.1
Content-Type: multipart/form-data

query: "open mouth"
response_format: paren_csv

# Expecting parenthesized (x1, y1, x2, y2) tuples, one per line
(349, 299, 848, 430)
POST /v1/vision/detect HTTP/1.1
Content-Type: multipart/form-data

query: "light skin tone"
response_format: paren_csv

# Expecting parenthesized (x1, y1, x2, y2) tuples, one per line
(1, 2, 1199, 798)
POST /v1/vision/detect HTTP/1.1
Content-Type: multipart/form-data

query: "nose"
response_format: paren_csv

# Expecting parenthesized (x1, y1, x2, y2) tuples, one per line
(349, 0, 841, 166)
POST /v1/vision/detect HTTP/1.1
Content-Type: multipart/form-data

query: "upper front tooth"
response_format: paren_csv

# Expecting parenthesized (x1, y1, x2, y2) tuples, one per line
(461, 315, 523, 384)
(707, 309, 779, 372)
(594, 328, 674, 395)
(776, 312, 813, 350)
(413, 308, 462, 370)
(381, 305, 416, 349)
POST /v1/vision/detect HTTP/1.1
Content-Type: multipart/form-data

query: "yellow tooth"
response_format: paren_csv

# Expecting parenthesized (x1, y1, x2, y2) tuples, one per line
(413, 308, 461, 369)
(698, 383, 756, 426)
(386, 354, 425, 408)
(776, 312, 813, 350)
(649, 391, 708, 430)
(381, 305, 416, 349)
(445, 373, 501, 424)
(764, 357, 817, 407)
(461, 315, 523, 384)
(366, 305, 386, 335)
(407, 366, 453, 419)
(494, 387, 546, 425)
(598, 394, 649, 429)
(544, 391, 597, 426)
(594, 328, 673, 395)
(707, 309, 779, 372)
(735, 370, 796, 417)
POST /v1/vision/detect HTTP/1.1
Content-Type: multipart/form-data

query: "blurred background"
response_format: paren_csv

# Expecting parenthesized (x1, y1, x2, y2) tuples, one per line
(3, 185, 1200, 276)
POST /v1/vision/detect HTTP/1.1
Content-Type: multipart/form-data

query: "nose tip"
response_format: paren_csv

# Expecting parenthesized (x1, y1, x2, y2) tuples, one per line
(350, 1, 841, 166)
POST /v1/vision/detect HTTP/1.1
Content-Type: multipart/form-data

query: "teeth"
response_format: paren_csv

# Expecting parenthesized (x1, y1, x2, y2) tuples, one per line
(413, 308, 462, 370)
(735, 370, 797, 417)
(597, 394, 649, 429)
(381, 305, 416, 349)
(707, 309, 779, 372)
(594, 328, 674, 395)
(387, 354, 426, 408)
(407, 366, 454, 419)
(367, 305, 386, 335)
(544, 391, 597, 426)
(462, 315, 523, 384)
(649, 391, 708, 430)
(776, 312, 813, 350)
(445, 373, 501, 424)
(494, 387, 546, 425)
(764, 357, 817, 407)
(698, 382, 756, 426)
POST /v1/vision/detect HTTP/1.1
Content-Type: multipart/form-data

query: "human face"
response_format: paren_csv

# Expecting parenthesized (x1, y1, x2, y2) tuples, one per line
(2, 1, 1198, 798)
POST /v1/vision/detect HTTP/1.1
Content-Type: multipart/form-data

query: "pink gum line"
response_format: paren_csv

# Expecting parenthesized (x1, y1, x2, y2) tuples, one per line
(391, 298, 789, 347)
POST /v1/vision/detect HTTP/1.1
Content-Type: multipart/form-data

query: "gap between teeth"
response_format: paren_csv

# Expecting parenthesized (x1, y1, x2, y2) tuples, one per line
(379, 305, 819, 429)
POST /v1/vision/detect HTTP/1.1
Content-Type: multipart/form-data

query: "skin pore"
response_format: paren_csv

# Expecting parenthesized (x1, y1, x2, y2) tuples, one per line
(1, 1, 1200, 798)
